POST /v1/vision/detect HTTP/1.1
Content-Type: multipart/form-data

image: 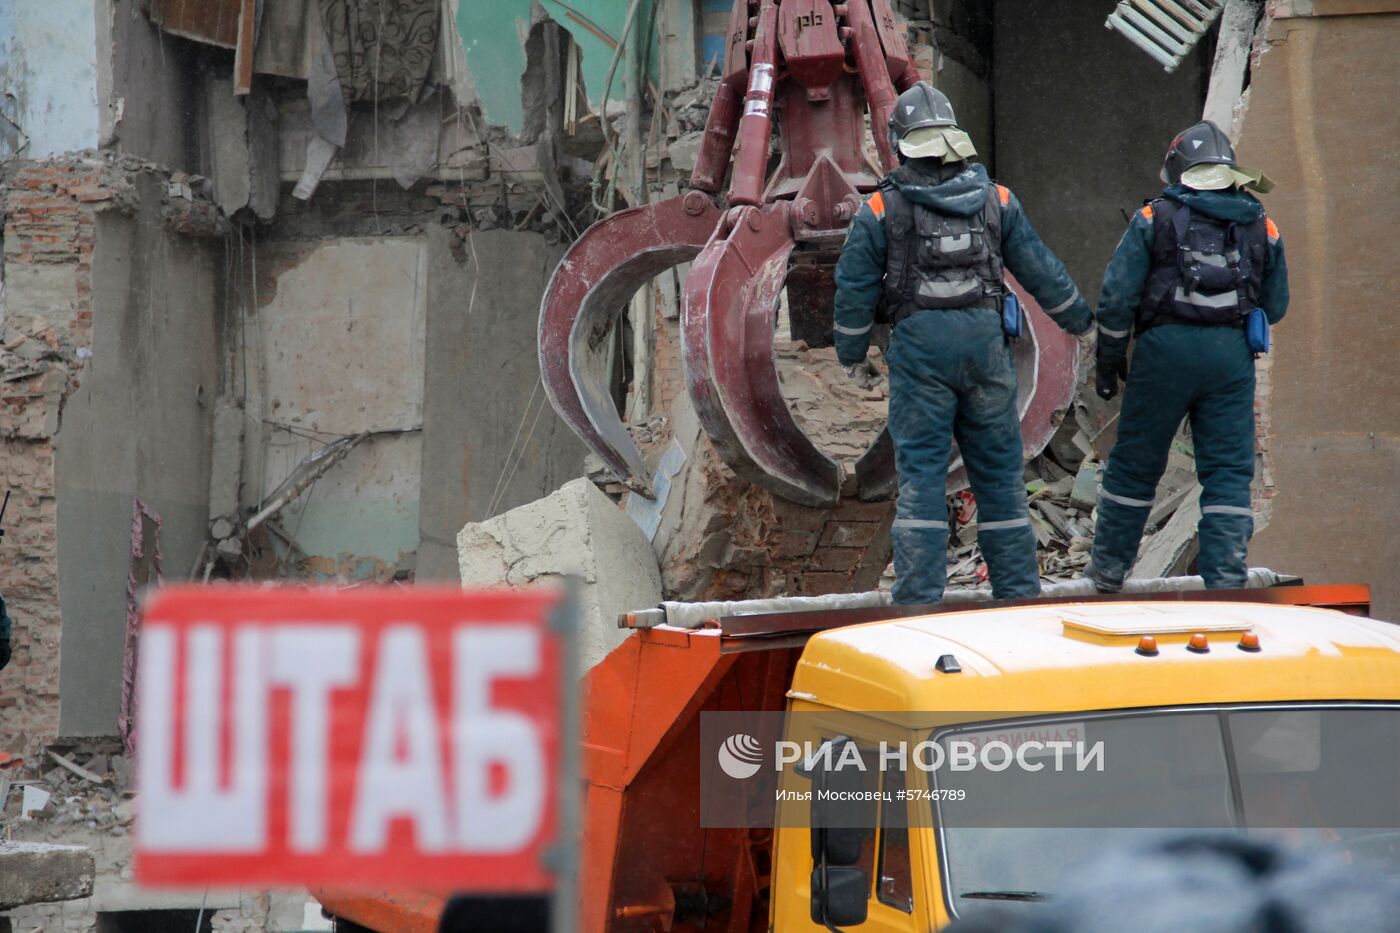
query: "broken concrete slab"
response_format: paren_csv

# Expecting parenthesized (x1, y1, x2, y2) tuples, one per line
(457, 478, 661, 671)
(1134, 486, 1202, 579)
(1070, 459, 1099, 511)
(0, 841, 94, 910)
(1149, 481, 1199, 529)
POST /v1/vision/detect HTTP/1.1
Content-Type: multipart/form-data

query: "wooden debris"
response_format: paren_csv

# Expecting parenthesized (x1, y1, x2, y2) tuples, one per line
(45, 751, 105, 786)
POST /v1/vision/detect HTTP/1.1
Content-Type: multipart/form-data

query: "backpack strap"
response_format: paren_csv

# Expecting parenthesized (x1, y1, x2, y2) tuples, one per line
(876, 180, 915, 324)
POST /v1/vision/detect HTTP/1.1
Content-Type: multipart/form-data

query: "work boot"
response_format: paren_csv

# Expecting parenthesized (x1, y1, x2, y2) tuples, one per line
(1084, 563, 1124, 594)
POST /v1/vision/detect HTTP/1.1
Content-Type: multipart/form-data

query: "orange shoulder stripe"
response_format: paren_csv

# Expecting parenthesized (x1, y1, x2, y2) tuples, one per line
(995, 184, 1010, 207)
(867, 191, 885, 217)
(1266, 217, 1280, 240)
(1140, 204, 1154, 220)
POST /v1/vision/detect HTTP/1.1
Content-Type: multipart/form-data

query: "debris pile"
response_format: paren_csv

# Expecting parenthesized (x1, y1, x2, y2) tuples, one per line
(0, 739, 132, 837)
(944, 396, 1204, 588)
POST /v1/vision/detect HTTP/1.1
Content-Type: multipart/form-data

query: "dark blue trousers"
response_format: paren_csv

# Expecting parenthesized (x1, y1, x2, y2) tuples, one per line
(887, 308, 1040, 604)
(1089, 325, 1256, 590)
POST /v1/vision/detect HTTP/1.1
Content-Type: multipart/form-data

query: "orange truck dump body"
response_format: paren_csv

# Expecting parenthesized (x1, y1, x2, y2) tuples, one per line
(317, 583, 1378, 932)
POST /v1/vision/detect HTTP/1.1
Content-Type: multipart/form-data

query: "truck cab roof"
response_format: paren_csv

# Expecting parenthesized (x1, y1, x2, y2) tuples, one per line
(789, 602, 1400, 719)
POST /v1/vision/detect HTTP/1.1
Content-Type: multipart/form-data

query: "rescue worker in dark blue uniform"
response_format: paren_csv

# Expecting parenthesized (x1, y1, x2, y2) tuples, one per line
(1087, 121, 1289, 592)
(834, 82, 1092, 604)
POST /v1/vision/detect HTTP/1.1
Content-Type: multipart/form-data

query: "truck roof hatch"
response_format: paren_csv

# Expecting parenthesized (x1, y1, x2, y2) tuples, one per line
(1060, 604, 1254, 642)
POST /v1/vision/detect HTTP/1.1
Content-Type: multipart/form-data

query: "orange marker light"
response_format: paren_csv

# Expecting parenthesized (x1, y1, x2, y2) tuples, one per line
(1187, 632, 1210, 654)
(1136, 636, 1159, 657)
(1239, 632, 1262, 652)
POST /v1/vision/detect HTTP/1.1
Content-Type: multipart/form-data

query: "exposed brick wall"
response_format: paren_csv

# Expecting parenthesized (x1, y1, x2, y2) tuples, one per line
(656, 434, 894, 600)
(649, 296, 687, 418)
(643, 291, 896, 601)
(0, 159, 126, 751)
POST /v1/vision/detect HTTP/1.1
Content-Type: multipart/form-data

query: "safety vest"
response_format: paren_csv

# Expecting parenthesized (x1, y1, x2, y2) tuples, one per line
(878, 181, 1006, 325)
(1138, 198, 1268, 332)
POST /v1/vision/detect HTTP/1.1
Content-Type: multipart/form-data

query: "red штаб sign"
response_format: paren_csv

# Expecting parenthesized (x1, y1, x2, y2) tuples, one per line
(133, 586, 566, 891)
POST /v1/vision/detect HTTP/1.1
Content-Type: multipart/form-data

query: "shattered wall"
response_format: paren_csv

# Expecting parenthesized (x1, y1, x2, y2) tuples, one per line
(241, 237, 427, 580)
(0, 160, 109, 751)
(456, 1, 668, 132)
(0, 1, 101, 159)
(54, 170, 224, 737)
(0, 158, 225, 745)
(1239, 8, 1400, 622)
(418, 225, 587, 581)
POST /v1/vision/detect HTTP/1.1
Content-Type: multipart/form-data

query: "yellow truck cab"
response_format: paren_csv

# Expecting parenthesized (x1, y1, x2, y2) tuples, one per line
(774, 600, 1400, 931)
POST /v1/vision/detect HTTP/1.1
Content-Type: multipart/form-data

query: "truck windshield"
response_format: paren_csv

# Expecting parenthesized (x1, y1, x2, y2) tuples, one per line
(932, 705, 1400, 921)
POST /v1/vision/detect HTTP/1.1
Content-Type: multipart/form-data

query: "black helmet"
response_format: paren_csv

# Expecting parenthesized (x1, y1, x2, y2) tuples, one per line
(1161, 120, 1236, 186)
(888, 81, 958, 157)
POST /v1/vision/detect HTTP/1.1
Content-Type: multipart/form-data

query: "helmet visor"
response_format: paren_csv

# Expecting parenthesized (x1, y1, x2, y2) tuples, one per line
(1180, 162, 1277, 193)
(1180, 162, 1237, 190)
(899, 126, 977, 163)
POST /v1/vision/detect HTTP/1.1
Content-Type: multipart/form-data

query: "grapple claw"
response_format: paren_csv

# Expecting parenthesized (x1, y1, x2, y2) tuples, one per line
(683, 203, 843, 507)
(538, 194, 720, 496)
(541, 0, 1080, 513)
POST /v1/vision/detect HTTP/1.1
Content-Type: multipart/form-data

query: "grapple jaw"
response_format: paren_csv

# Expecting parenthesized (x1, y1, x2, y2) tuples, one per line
(537, 192, 720, 497)
(683, 202, 842, 507)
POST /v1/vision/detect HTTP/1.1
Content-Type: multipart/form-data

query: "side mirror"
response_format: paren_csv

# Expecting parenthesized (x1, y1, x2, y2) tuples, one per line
(806, 736, 873, 929)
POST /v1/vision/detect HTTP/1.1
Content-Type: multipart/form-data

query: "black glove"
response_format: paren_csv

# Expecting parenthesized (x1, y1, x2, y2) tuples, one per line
(1096, 355, 1129, 401)
(843, 359, 883, 391)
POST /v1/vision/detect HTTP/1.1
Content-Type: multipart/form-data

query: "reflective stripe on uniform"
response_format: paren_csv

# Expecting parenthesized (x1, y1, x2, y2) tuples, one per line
(978, 516, 1032, 531)
(1186, 250, 1232, 268)
(868, 191, 886, 217)
(1201, 504, 1253, 518)
(918, 279, 981, 301)
(834, 322, 873, 336)
(1173, 286, 1240, 309)
(995, 184, 1010, 207)
(1098, 324, 1132, 339)
(1100, 488, 1153, 508)
(893, 518, 948, 530)
(1045, 287, 1081, 315)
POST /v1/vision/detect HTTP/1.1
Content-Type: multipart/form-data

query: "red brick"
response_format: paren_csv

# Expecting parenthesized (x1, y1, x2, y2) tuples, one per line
(818, 521, 881, 549)
(807, 547, 862, 573)
(834, 499, 897, 523)
(771, 529, 819, 559)
(775, 501, 833, 533)
(798, 572, 853, 596)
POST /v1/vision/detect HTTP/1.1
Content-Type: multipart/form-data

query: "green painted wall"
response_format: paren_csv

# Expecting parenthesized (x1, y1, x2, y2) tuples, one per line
(458, 0, 663, 133)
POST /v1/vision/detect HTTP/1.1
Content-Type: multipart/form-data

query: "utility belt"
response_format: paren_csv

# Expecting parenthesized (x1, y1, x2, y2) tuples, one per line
(886, 295, 1024, 345)
(1135, 312, 1241, 335)
(1137, 307, 1271, 354)
(887, 298, 1000, 328)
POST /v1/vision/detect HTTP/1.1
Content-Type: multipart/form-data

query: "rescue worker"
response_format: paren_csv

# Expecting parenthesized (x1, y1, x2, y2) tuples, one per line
(1086, 121, 1288, 592)
(834, 82, 1093, 604)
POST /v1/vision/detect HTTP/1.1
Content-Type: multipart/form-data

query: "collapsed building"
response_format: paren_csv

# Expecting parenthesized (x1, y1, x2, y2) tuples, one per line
(0, 0, 1397, 929)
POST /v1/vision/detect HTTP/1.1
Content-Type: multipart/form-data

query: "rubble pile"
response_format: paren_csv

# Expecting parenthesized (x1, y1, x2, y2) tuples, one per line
(774, 315, 889, 467)
(946, 399, 1203, 588)
(0, 739, 132, 837)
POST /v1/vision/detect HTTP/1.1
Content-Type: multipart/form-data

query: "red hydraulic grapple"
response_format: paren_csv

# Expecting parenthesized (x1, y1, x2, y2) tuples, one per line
(538, 0, 1078, 508)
